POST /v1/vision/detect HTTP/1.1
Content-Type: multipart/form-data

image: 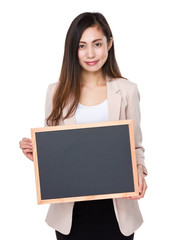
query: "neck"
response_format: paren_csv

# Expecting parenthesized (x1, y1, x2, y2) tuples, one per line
(80, 70, 106, 88)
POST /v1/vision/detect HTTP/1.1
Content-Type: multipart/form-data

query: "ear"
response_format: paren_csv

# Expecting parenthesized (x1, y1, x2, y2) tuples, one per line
(107, 37, 113, 51)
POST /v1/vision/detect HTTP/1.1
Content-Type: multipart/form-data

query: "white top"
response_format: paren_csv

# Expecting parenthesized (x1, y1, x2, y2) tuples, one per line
(76, 99, 108, 124)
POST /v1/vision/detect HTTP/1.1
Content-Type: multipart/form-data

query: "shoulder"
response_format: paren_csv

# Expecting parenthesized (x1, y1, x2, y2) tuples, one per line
(115, 78, 137, 91)
(45, 82, 59, 120)
(46, 82, 59, 98)
(47, 82, 59, 93)
(109, 77, 139, 98)
(109, 77, 141, 102)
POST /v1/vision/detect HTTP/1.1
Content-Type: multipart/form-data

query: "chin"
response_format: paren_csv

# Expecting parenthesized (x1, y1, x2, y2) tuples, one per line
(83, 64, 104, 73)
(85, 68, 101, 73)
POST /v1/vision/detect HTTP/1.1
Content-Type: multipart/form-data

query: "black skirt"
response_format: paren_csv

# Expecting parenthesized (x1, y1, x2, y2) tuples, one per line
(55, 199, 134, 240)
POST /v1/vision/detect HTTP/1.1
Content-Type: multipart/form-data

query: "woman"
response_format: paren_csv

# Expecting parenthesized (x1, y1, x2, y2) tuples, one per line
(19, 12, 147, 240)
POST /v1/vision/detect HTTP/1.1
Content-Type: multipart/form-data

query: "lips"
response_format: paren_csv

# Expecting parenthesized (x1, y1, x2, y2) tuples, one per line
(85, 60, 99, 66)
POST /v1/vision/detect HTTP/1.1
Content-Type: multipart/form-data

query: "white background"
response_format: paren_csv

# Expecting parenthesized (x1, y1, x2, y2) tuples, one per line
(0, 0, 182, 239)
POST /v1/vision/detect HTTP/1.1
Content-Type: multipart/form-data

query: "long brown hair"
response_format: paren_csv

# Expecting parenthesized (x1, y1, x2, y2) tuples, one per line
(46, 12, 126, 126)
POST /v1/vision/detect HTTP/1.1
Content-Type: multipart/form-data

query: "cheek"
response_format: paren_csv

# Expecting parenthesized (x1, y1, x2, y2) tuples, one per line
(99, 48, 108, 62)
(78, 51, 84, 63)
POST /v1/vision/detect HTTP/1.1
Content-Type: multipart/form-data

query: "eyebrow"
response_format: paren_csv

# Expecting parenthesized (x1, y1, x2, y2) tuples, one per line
(79, 38, 103, 44)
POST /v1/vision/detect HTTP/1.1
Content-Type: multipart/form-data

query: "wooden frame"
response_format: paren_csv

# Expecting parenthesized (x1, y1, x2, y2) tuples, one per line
(31, 120, 139, 204)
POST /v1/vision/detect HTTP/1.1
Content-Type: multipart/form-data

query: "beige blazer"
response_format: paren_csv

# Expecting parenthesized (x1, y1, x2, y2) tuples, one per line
(44, 76, 148, 236)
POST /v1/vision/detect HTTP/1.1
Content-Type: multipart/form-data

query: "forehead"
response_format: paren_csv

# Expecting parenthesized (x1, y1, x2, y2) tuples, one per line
(79, 26, 106, 42)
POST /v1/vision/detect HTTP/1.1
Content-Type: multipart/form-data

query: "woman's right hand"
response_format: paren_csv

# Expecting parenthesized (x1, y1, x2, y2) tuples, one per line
(19, 137, 33, 161)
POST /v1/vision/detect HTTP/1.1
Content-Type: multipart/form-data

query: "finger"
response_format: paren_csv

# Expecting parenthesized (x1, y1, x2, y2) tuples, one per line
(20, 140, 32, 146)
(139, 180, 147, 198)
(23, 149, 33, 153)
(22, 138, 32, 143)
(138, 175, 144, 194)
(123, 175, 147, 200)
(24, 152, 33, 161)
(20, 144, 33, 151)
(20, 142, 32, 147)
(129, 176, 144, 200)
(22, 137, 31, 141)
(142, 181, 148, 197)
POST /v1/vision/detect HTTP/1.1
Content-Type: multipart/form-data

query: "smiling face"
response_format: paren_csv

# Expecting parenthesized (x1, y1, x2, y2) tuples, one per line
(78, 26, 112, 74)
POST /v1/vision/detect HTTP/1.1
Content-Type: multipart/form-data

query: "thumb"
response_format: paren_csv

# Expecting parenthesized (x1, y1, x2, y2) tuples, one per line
(138, 175, 144, 194)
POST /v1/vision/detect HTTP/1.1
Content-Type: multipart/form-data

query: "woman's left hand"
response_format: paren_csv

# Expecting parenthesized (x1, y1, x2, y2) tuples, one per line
(123, 164, 147, 200)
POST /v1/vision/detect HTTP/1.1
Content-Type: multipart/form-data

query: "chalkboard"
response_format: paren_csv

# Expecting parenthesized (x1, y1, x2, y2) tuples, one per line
(31, 120, 139, 204)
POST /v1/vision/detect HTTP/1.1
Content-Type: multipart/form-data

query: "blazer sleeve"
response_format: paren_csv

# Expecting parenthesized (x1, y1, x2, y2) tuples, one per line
(44, 83, 58, 127)
(126, 83, 148, 176)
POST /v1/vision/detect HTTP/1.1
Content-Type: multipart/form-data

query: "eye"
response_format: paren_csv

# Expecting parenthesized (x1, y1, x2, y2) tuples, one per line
(95, 42, 102, 47)
(78, 44, 85, 49)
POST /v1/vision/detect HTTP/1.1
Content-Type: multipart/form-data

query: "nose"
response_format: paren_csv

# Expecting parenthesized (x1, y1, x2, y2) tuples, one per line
(86, 46, 96, 59)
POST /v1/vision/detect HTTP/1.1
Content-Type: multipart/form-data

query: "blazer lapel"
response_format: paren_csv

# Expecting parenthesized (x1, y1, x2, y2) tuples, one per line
(106, 76, 121, 121)
(63, 75, 122, 125)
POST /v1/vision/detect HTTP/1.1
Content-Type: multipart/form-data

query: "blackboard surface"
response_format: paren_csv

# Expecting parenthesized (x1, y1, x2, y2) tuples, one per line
(31, 120, 139, 204)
